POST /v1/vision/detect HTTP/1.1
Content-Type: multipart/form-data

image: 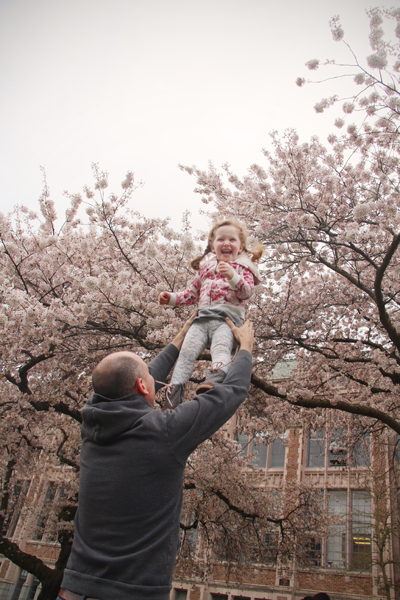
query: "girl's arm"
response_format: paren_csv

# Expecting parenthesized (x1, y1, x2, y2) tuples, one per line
(159, 274, 201, 307)
(226, 266, 255, 300)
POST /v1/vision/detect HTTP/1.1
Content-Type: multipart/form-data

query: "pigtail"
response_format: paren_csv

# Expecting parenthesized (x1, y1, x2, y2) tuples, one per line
(190, 244, 212, 271)
(247, 242, 264, 263)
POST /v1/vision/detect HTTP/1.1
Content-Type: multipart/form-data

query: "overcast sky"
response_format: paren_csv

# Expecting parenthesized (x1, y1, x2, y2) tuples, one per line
(0, 0, 398, 230)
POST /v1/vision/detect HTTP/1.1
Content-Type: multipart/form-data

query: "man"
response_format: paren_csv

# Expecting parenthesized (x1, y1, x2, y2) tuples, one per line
(58, 315, 254, 600)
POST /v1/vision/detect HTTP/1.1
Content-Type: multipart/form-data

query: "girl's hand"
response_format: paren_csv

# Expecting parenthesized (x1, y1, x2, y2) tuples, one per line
(159, 291, 171, 305)
(218, 262, 235, 280)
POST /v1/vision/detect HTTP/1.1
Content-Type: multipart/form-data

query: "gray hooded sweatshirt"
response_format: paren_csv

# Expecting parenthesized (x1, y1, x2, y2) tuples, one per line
(61, 343, 252, 600)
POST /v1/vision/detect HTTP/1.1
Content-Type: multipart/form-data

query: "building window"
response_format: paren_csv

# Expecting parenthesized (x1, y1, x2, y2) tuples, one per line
(10, 569, 28, 600)
(179, 510, 198, 558)
(33, 483, 57, 541)
(2, 480, 31, 538)
(269, 438, 285, 468)
(235, 433, 250, 457)
(328, 428, 348, 467)
(352, 435, 370, 467)
(174, 590, 187, 600)
(326, 490, 347, 569)
(180, 526, 198, 557)
(325, 490, 372, 571)
(304, 537, 322, 567)
(250, 439, 268, 469)
(32, 483, 68, 542)
(307, 428, 369, 470)
(262, 529, 279, 565)
(351, 491, 372, 570)
(27, 576, 40, 600)
(307, 429, 325, 468)
(210, 595, 228, 600)
(234, 433, 286, 470)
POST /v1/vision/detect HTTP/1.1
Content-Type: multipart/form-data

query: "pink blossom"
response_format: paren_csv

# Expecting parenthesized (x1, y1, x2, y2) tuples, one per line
(306, 59, 319, 71)
(367, 53, 388, 69)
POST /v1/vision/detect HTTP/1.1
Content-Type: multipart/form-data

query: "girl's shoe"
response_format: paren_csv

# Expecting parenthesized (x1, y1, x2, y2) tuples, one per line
(195, 382, 215, 395)
(162, 383, 186, 411)
(195, 369, 226, 395)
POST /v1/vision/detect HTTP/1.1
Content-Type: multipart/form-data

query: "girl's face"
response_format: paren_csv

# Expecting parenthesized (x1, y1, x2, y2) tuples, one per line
(211, 225, 243, 262)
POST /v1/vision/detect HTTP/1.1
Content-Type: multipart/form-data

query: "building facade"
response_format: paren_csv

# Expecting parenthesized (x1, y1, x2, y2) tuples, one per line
(1, 420, 399, 600)
(171, 418, 400, 600)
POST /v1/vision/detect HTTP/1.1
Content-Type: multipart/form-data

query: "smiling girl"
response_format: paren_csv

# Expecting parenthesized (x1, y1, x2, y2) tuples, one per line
(159, 219, 262, 408)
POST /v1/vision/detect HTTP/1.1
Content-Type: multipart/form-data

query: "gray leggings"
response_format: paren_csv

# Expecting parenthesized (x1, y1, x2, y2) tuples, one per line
(170, 320, 235, 385)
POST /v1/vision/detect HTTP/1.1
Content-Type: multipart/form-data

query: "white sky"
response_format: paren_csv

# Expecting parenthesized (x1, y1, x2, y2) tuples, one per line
(0, 0, 398, 230)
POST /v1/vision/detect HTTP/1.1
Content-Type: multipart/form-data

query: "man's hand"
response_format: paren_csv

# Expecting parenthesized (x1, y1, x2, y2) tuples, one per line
(159, 291, 171, 305)
(171, 310, 198, 351)
(218, 262, 235, 280)
(226, 318, 254, 354)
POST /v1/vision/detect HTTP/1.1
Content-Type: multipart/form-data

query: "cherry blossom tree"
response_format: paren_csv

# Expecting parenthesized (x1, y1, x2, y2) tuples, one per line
(181, 6, 400, 438)
(0, 167, 324, 599)
(0, 165, 190, 598)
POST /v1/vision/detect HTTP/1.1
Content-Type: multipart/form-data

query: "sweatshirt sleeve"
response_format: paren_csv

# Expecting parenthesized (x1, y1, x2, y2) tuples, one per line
(165, 350, 253, 463)
(227, 266, 255, 300)
(169, 274, 201, 307)
(148, 344, 179, 392)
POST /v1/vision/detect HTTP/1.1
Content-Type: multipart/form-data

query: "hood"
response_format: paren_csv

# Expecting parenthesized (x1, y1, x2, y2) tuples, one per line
(234, 254, 262, 285)
(81, 393, 153, 444)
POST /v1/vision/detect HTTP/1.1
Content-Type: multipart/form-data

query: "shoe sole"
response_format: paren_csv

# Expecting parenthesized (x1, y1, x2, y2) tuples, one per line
(195, 383, 214, 395)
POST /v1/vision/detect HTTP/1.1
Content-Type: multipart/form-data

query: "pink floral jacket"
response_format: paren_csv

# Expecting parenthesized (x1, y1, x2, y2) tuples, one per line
(167, 254, 261, 320)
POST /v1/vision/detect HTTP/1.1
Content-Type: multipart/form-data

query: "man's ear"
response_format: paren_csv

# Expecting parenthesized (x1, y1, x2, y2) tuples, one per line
(135, 378, 149, 396)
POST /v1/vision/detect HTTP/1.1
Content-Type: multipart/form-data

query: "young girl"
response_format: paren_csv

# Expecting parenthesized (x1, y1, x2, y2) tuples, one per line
(159, 219, 262, 409)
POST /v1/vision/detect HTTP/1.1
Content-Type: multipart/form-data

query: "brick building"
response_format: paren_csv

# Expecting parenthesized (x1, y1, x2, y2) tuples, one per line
(170, 416, 400, 600)
(1, 406, 399, 600)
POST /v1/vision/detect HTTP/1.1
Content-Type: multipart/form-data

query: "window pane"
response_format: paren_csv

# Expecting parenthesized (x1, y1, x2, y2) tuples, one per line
(352, 435, 370, 467)
(251, 439, 268, 469)
(235, 433, 250, 457)
(269, 438, 285, 468)
(304, 537, 322, 567)
(3, 480, 31, 538)
(327, 491, 347, 569)
(32, 482, 57, 541)
(307, 429, 325, 468)
(174, 590, 187, 600)
(262, 529, 279, 565)
(329, 428, 348, 467)
(351, 491, 372, 571)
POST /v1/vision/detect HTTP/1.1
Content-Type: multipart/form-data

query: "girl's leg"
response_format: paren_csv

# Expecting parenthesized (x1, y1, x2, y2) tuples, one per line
(170, 322, 209, 385)
(195, 321, 235, 394)
(209, 321, 235, 375)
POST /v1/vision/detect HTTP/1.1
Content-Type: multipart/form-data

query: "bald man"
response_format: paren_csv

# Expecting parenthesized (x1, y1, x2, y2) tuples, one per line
(58, 316, 254, 600)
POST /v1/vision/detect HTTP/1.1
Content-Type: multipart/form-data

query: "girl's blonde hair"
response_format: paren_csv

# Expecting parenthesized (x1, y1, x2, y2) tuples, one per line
(190, 218, 263, 271)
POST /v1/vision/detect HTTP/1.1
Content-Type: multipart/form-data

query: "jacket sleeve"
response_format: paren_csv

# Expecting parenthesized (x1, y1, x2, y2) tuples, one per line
(228, 266, 255, 300)
(165, 350, 253, 463)
(168, 274, 201, 307)
(148, 344, 179, 392)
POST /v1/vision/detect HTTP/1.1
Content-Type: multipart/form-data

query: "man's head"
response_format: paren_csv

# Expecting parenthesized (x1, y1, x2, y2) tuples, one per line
(92, 351, 156, 406)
